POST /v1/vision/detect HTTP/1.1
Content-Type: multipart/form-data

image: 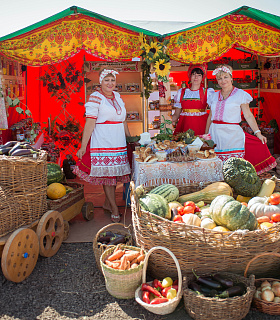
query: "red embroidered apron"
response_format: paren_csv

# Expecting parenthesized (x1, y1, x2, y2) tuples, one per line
(173, 87, 208, 135)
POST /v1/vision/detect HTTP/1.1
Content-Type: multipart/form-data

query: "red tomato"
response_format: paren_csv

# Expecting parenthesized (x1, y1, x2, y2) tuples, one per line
(271, 214, 280, 223)
(194, 205, 201, 213)
(173, 215, 183, 223)
(183, 205, 195, 214)
(269, 194, 280, 205)
(241, 202, 248, 207)
(177, 207, 185, 216)
(183, 201, 196, 209)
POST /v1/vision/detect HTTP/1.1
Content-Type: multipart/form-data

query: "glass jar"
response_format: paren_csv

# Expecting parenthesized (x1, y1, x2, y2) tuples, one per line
(155, 150, 166, 162)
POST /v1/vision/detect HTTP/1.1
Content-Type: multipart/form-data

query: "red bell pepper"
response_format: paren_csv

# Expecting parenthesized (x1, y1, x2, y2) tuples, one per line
(142, 290, 150, 304)
(141, 283, 161, 297)
(161, 286, 171, 297)
(150, 297, 169, 304)
(152, 279, 163, 290)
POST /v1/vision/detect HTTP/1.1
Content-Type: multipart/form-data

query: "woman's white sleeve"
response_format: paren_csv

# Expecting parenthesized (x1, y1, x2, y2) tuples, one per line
(241, 90, 253, 104)
(85, 93, 101, 119)
(173, 89, 182, 108)
(207, 88, 215, 105)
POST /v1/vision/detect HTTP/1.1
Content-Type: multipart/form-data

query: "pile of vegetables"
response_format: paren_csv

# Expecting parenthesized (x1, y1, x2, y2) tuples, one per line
(0, 141, 40, 157)
(97, 231, 130, 246)
(189, 270, 247, 298)
(140, 277, 179, 305)
(254, 280, 280, 303)
(103, 245, 145, 270)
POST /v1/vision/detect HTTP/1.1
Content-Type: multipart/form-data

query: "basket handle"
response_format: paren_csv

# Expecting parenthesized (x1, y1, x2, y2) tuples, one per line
(244, 252, 280, 278)
(141, 246, 182, 298)
(93, 222, 131, 246)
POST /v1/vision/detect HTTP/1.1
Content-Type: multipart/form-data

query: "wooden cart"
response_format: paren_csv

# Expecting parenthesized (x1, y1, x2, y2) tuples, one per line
(0, 182, 94, 283)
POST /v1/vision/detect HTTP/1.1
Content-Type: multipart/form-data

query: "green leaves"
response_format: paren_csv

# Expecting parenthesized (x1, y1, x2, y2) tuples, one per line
(12, 98, 20, 106)
(16, 106, 24, 114)
(7, 96, 13, 106)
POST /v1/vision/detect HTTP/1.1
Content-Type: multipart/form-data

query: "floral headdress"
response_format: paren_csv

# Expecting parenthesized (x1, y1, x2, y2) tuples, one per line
(212, 66, 232, 76)
(99, 69, 119, 84)
(188, 64, 207, 81)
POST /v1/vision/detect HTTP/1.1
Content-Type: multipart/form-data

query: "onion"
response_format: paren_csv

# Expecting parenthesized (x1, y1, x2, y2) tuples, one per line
(272, 284, 280, 297)
(261, 280, 271, 288)
(272, 281, 280, 288)
(261, 285, 272, 292)
(261, 289, 275, 302)
(254, 290, 262, 299)
(273, 297, 280, 303)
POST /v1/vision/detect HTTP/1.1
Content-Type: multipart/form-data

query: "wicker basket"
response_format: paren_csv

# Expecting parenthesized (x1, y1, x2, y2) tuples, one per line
(0, 151, 47, 233)
(100, 244, 144, 299)
(135, 246, 183, 315)
(131, 182, 280, 279)
(93, 223, 133, 272)
(183, 272, 255, 320)
(244, 252, 280, 315)
(47, 182, 84, 212)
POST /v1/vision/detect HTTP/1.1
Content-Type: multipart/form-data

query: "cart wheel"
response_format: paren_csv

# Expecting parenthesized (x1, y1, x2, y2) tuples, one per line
(63, 220, 70, 241)
(36, 210, 64, 258)
(1, 228, 39, 283)
(82, 202, 94, 221)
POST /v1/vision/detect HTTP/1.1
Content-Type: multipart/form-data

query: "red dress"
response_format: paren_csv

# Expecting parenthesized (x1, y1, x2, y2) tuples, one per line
(173, 87, 210, 136)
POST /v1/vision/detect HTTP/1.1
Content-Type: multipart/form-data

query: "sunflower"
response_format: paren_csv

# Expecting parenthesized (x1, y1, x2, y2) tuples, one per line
(154, 59, 171, 78)
(145, 41, 161, 59)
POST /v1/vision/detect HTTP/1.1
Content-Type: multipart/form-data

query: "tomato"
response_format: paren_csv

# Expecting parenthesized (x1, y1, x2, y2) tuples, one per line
(271, 214, 280, 223)
(194, 205, 201, 213)
(183, 201, 196, 209)
(177, 207, 185, 216)
(183, 205, 195, 214)
(241, 202, 248, 207)
(173, 215, 183, 223)
(268, 193, 280, 205)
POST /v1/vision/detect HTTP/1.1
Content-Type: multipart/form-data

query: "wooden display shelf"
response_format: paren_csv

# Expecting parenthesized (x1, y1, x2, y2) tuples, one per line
(118, 91, 141, 95)
(260, 89, 280, 93)
(126, 119, 143, 122)
(1, 75, 24, 80)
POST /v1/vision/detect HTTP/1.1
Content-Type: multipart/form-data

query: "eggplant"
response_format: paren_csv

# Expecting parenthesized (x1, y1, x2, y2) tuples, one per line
(213, 273, 234, 288)
(188, 281, 202, 293)
(97, 235, 111, 243)
(0, 147, 12, 155)
(8, 142, 23, 155)
(192, 269, 222, 289)
(21, 143, 37, 151)
(107, 235, 126, 245)
(3, 141, 18, 148)
(218, 285, 245, 298)
(10, 149, 38, 157)
(99, 231, 115, 238)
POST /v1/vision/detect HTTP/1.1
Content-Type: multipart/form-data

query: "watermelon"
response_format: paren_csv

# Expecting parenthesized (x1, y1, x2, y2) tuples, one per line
(47, 162, 63, 185)
(148, 184, 179, 203)
(139, 194, 169, 219)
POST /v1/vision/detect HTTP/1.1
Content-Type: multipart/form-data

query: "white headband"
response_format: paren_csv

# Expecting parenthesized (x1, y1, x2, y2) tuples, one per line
(212, 66, 232, 76)
(99, 69, 119, 84)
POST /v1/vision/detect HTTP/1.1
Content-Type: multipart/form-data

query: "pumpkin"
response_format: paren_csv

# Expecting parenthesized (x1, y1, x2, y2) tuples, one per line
(139, 193, 169, 219)
(236, 195, 252, 203)
(177, 182, 233, 204)
(256, 177, 276, 198)
(223, 157, 261, 197)
(47, 183, 66, 200)
(210, 195, 258, 231)
(212, 226, 231, 232)
(182, 213, 201, 226)
(149, 184, 179, 202)
(200, 218, 216, 229)
(247, 196, 280, 219)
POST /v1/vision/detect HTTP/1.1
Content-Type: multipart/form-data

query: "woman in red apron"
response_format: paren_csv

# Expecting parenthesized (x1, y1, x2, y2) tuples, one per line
(173, 64, 215, 136)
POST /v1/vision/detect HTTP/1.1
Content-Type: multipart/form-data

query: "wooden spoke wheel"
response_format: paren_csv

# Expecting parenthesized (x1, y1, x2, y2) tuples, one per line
(36, 210, 64, 257)
(82, 202, 94, 221)
(1, 228, 39, 283)
(63, 220, 70, 241)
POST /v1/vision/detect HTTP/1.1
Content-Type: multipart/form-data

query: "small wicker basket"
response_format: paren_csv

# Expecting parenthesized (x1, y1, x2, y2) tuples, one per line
(183, 272, 255, 320)
(135, 246, 183, 315)
(244, 252, 280, 315)
(93, 223, 133, 272)
(100, 244, 144, 299)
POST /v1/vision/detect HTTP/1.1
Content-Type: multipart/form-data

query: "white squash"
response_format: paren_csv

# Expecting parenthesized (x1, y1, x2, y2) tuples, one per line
(201, 218, 216, 230)
(247, 196, 280, 219)
(256, 177, 276, 198)
(182, 213, 201, 226)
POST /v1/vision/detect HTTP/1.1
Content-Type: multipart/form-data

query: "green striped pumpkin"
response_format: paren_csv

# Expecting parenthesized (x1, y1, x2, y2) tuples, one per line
(47, 162, 63, 185)
(139, 194, 169, 219)
(148, 184, 179, 203)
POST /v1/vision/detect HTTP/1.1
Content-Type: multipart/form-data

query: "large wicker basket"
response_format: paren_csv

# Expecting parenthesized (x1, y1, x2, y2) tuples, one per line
(244, 252, 280, 315)
(131, 182, 280, 279)
(183, 272, 255, 320)
(0, 151, 47, 235)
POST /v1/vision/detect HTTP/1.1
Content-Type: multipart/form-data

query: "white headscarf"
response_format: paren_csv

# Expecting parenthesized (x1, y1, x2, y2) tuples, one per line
(99, 69, 119, 84)
(212, 66, 232, 76)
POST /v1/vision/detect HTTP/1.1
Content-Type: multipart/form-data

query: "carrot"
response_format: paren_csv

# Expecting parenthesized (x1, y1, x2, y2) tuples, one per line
(130, 257, 138, 265)
(125, 260, 131, 270)
(105, 260, 121, 269)
(119, 255, 127, 270)
(137, 254, 145, 264)
(140, 248, 144, 255)
(113, 244, 121, 253)
(123, 251, 140, 262)
(108, 249, 124, 261)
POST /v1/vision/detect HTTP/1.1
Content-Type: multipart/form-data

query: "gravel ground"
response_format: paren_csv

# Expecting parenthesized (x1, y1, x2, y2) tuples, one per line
(0, 242, 279, 320)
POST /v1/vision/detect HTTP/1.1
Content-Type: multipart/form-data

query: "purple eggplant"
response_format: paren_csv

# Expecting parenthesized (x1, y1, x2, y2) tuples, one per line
(3, 141, 18, 148)
(0, 147, 12, 155)
(213, 273, 234, 288)
(10, 148, 38, 157)
(192, 269, 222, 289)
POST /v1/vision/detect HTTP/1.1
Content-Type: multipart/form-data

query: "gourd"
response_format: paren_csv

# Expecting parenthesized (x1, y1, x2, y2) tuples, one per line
(236, 195, 252, 203)
(47, 183, 66, 200)
(256, 177, 276, 198)
(47, 162, 64, 185)
(223, 157, 261, 197)
(177, 182, 233, 204)
(139, 193, 169, 219)
(210, 195, 258, 231)
(247, 196, 280, 219)
(182, 213, 201, 226)
(200, 218, 216, 229)
(212, 226, 231, 232)
(148, 184, 179, 202)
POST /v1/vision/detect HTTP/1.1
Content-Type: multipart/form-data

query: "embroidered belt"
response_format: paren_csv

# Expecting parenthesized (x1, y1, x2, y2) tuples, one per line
(182, 109, 205, 113)
(213, 120, 239, 125)
(96, 121, 123, 124)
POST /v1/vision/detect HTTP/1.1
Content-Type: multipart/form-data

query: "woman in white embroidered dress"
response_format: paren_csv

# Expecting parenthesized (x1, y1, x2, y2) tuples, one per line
(75, 68, 131, 223)
(205, 64, 276, 174)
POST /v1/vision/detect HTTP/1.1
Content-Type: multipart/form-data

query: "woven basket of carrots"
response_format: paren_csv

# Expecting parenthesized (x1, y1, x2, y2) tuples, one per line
(100, 244, 145, 299)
